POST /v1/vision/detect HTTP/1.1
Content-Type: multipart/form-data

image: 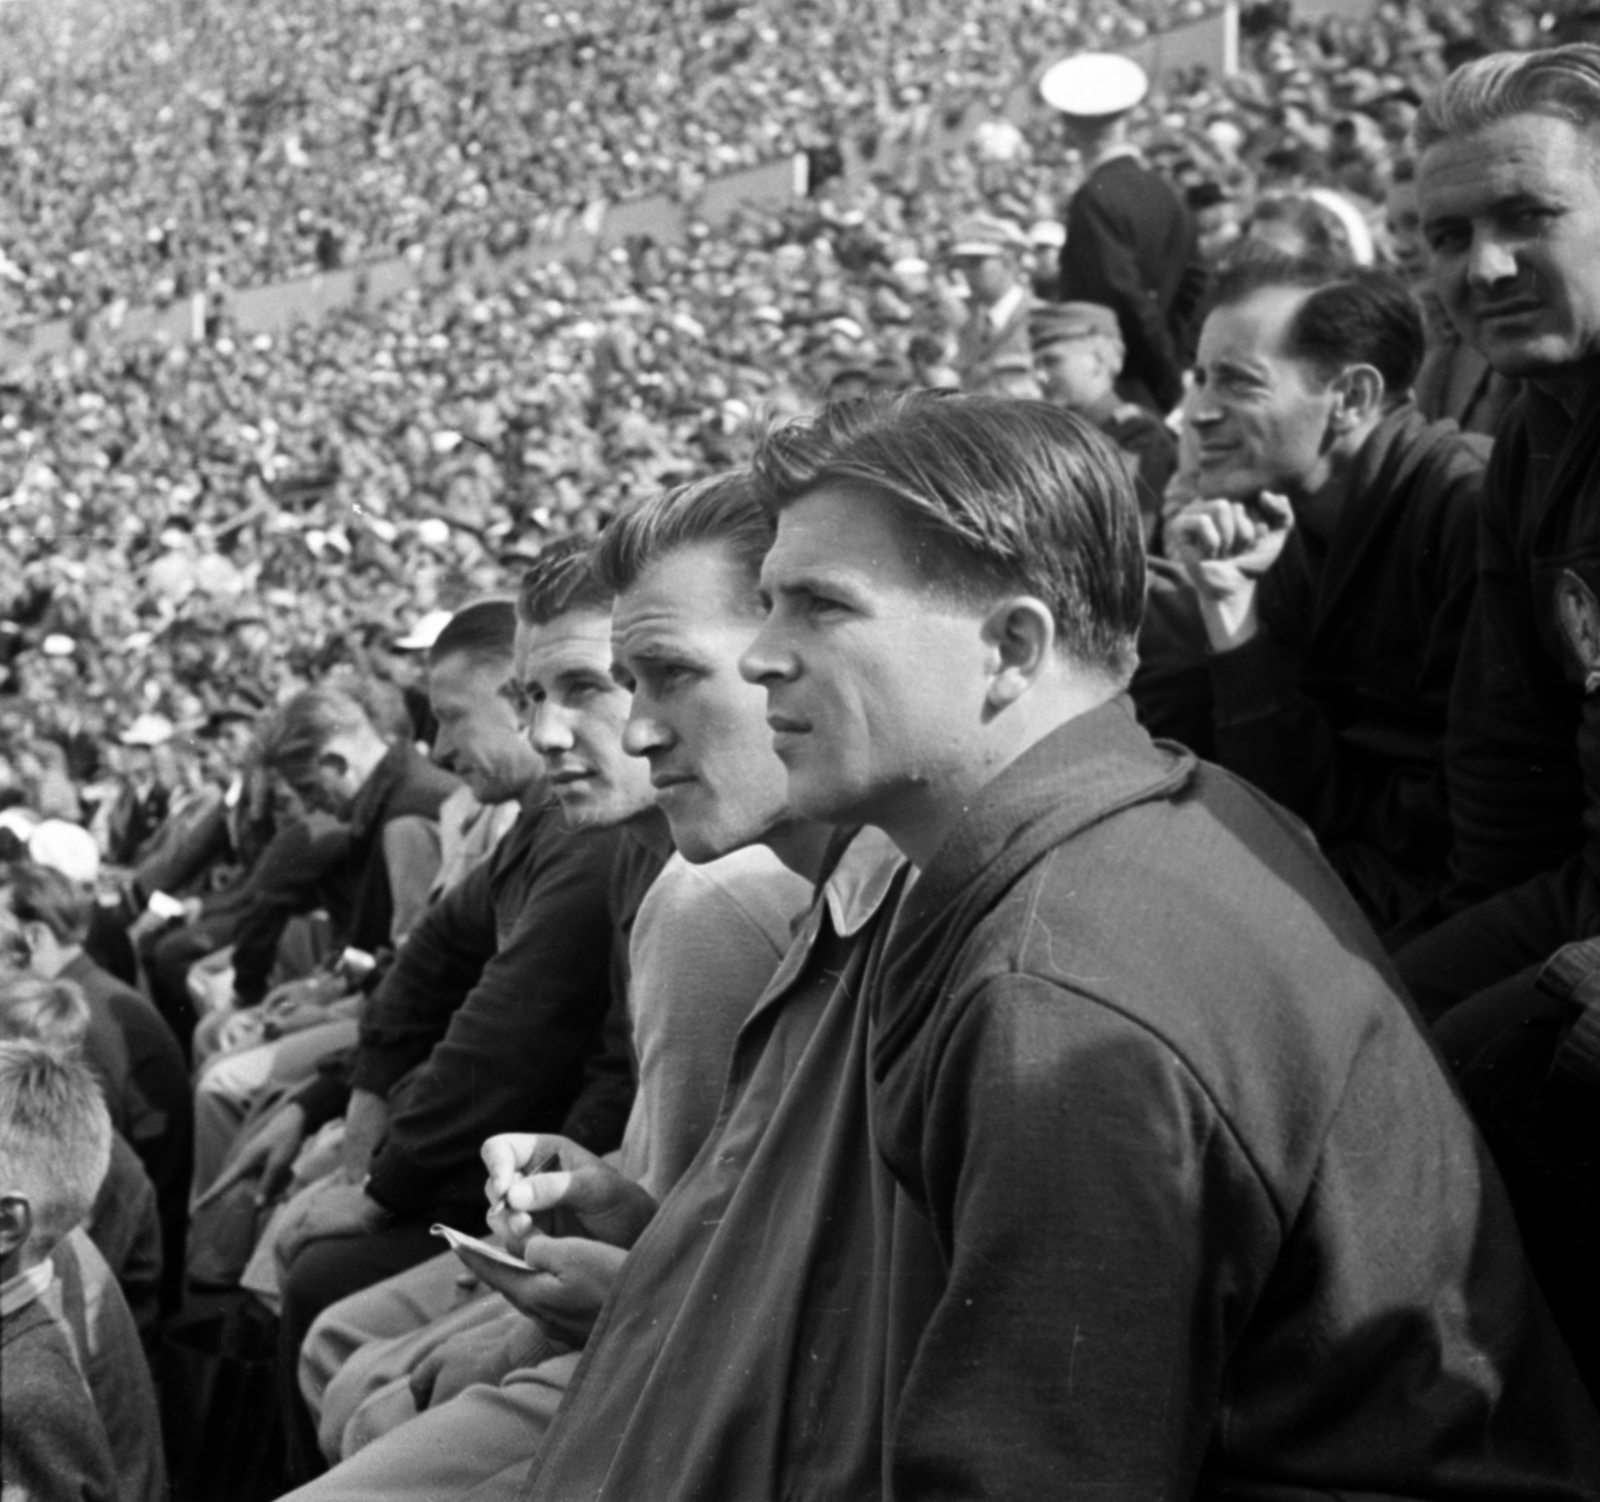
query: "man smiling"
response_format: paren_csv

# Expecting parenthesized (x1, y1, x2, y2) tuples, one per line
(1396, 43, 1600, 1394)
(1169, 249, 1484, 927)
(741, 391, 1600, 1496)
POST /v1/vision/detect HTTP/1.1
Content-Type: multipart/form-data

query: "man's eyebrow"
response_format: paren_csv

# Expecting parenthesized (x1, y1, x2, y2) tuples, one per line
(1211, 356, 1268, 383)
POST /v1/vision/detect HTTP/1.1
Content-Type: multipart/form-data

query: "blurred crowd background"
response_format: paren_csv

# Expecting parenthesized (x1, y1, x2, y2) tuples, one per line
(1, 0, 1593, 811)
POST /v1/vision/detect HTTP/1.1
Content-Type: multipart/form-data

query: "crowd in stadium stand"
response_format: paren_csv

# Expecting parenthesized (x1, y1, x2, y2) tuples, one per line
(5, 0, 1600, 1496)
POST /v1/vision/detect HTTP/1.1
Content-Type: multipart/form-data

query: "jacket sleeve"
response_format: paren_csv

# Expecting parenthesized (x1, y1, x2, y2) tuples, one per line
(1060, 187, 1183, 412)
(363, 822, 618, 1216)
(229, 818, 352, 1006)
(351, 858, 500, 1100)
(888, 976, 1273, 1499)
(1444, 445, 1588, 907)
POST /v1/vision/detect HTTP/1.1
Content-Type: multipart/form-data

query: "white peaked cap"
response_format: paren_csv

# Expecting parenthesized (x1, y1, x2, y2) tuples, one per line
(1039, 53, 1149, 119)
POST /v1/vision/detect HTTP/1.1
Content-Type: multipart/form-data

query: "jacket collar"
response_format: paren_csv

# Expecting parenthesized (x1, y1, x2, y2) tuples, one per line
(870, 698, 1194, 1077)
(1310, 400, 1463, 632)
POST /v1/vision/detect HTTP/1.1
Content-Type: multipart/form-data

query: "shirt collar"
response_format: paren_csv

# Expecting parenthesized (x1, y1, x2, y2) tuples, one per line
(822, 826, 907, 938)
(988, 282, 1026, 333)
(1, 1260, 55, 1319)
(1090, 142, 1143, 172)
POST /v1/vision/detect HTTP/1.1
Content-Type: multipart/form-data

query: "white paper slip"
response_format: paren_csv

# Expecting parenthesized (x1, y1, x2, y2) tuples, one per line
(429, 1223, 528, 1270)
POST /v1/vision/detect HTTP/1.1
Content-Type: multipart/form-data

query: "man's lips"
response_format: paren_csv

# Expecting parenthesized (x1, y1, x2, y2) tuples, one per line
(1476, 300, 1543, 325)
(767, 714, 810, 736)
(650, 771, 695, 792)
(548, 767, 594, 786)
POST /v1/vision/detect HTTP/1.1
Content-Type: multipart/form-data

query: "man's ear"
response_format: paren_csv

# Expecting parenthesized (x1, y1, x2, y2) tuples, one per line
(317, 750, 350, 779)
(980, 598, 1057, 714)
(1329, 364, 1385, 433)
(0, 1194, 34, 1263)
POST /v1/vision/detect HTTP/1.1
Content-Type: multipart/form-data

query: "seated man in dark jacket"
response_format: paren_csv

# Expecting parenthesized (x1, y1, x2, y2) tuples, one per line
(735, 391, 1600, 1498)
(1169, 248, 1484, 929)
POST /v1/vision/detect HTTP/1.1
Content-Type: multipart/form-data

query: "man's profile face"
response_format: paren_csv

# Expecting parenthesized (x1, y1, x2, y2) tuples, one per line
(1186, 286, 1338, 502)
(741, 487, 993, 837)
(513, 612, 653, 830)
(1035, 334, 1113, 411)
(1384, 177, 1426, 284)
(611, 542, 789, 864)
(1418, 113, 1600, 382)
(428, 651, 542, 806)
(956, 254, 1013, 308)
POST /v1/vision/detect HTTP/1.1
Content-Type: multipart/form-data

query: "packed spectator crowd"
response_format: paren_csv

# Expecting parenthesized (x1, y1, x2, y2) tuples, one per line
(6, 0, 1600, 1497)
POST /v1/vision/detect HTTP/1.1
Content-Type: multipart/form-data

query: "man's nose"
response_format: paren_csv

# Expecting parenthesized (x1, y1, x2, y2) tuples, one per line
(739, 623, 796, 686)
(530, 704, 571, 755)
(622, 707, 668, 758)
(1466, 232, 1519, 290)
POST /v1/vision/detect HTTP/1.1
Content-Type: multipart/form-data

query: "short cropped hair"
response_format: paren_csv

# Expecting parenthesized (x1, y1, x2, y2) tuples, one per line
(0, 975, 91, 1049)
(258, 684, 389, 789)
(0, 1039, 111, 1248)
(0, 862, 92, 947)
(1210, 245, 1424, 399)
(428, 599, 518, 670)
(592, 471, 772, 611)
(1414, 43, 1600, 152)
(755, 394, 1145, 684)
(516, 537, 613, 628)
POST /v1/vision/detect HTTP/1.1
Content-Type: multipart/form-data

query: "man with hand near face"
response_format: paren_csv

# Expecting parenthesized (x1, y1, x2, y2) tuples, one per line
(1395, 43, 1600, 1396)
(741, 391, 1599, 1498)
(1169, 249, 1485, 928)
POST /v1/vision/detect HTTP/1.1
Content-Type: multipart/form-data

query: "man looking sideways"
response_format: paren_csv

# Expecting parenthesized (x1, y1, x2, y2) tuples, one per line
(1169, 250, 1484, 929)
(738, 392, 1600, 1497)
(1395, 42, 1600, 1394)
(488, 437, 925, 1502)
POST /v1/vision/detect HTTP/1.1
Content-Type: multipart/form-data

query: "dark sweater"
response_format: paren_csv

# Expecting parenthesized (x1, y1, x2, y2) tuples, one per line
(867, 699, 1600, 1499)
(1205, 403, 1484, 926)
(353, 796, 621, 1217)
(1441, 380, 1600, 933)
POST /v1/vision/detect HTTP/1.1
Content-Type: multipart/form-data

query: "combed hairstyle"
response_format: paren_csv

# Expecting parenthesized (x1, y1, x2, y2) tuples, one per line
(0, 861, 92, 946)
(0, 974, 91, 1049)
(591, 470, 773, 611)
(0, 1039, 111, 1247)
(515, 536, 614, 628)
(1209, 243, 1425, 399)
(754, 393, 1146, 685)
(1414, 43, 1600, 153)
(1244, 196, 1356, 268)
(258, 681, 398, 789)
(427, 599, 519, 670)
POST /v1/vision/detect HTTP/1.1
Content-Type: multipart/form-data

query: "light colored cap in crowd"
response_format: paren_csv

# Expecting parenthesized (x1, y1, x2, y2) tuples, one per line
(393, 609, 455, 652)
(0, 808, 39, 844)
(120, 712, 175, 747)
(1038, 53, 1149, 119)
(1028, 220, 1067, 250)
(950, 214, 1030, 259)
(1029, 301, 1122, 350)
(40, 634, 76, 657)
(27, 820, 100, 886)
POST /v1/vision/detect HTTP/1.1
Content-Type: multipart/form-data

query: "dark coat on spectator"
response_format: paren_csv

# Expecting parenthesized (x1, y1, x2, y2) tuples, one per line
(867, 700, 1600, 1500)
(352, 794, 622, 1219)
(1059, 152, 1201, 414)
(1439, 381, 1600, 933)
(1205, 402, 1485, 928)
